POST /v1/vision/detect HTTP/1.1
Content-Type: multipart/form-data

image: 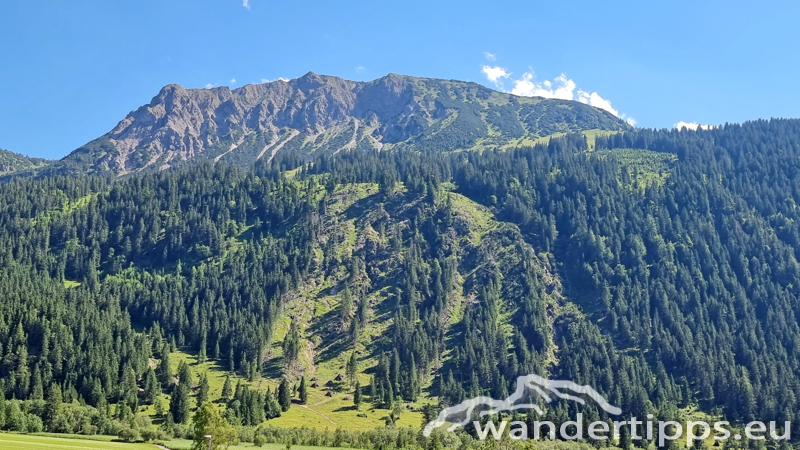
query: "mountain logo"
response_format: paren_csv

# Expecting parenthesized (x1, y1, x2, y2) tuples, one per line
(423, 374, 621, 437)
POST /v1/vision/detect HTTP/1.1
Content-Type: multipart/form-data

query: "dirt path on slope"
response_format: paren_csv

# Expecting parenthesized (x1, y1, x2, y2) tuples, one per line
(298, 404, 337, 425)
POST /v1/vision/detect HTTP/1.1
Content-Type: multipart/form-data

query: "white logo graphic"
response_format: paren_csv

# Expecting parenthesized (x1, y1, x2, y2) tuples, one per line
(423, 374, 621, 437)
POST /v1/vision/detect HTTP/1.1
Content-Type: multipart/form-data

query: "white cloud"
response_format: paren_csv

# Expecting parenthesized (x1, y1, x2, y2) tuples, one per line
(484, 52, 496, 61)
(511, 72, 576, 100)
(230, 78, 236, 83)
(482, 65, 510, 84)
(674, 121, 715, 131)
(482, 65, 636, 126)
(577, 90, 618, 116)
(355, 66, 365, 72)
(260, 77, 290, 83)
(205, 83, 214, 89)
(242, 0, 250, 9)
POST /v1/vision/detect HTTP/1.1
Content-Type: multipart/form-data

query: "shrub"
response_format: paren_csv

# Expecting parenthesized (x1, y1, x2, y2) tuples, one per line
(117, 424, 141, 442)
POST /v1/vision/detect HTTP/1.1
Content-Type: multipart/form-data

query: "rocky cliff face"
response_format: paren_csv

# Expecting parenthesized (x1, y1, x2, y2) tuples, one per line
(58, 72, 629, 175)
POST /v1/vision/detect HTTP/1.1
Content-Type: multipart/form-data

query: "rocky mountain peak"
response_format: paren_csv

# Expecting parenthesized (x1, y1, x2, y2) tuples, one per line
(48, 73, 629, 176)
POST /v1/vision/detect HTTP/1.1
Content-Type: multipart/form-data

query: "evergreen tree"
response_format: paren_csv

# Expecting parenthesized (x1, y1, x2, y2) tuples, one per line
(158, 345, 173, 388)
(278, 378, 291, 412)
(298, 376, 308, 405)
(144, 367, 160, 404)
(346, 351, 358, 387)
(354, 379, 362, 410)
(178, 360, 192, 387)
(44, 383, 62, 431)
(221, 375, 233, 400)
(170, 383, 190, 423)
(197, 372, 210, 406)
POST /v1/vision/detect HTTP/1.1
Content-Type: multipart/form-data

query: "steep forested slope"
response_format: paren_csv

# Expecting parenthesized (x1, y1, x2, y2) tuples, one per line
(1, 119, 800, 443)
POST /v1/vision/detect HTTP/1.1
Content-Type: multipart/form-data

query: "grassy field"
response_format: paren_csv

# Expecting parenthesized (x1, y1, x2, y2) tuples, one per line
(0, 432, 348, 450)
(0, 432, 155, 449)
(158, 437, 344, 450)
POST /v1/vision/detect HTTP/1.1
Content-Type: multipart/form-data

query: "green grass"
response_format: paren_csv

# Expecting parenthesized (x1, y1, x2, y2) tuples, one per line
(0, 432, 348, 450)
(594, 147, 678, 188)
(159, 437, 344, 450)
(0, 432, 155, 450)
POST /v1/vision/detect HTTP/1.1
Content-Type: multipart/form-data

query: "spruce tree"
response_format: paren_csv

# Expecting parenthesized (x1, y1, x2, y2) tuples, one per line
(354, 379, 362, 410)
(298, 376, 308, 404)
(278, 378, 291, 412)
(221, 375, 233, 400)
(346, 351, 358, 386)
(197, 372, 210, 406)
(178, 360, 192, 386)
(158, 345, 173, 388)
(144, 367, 160, 404)
(44, 383, 62, 431)
(170, 383, 190, 423)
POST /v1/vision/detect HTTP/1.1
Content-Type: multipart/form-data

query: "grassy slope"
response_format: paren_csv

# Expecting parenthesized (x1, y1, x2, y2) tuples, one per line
(139, 181, 543, 433)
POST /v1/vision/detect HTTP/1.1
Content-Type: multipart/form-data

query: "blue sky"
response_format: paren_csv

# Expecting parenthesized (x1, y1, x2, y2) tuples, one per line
(1, 0, 798, 159)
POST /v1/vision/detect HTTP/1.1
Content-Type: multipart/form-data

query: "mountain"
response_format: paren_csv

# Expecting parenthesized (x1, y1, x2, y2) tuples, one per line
(56, 72, 628, 175)
(5, 74, 800, 447)
(0, 147, 49, 174)
(5, 119, 800, 444)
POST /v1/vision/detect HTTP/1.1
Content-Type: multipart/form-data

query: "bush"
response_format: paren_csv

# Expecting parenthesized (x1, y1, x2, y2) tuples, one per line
(140, 427, 158, 442)
(117, 424, 141, 442)
(237, 426, 255, 443)
(25, 414, 43, 433)
(5, 402, 27, 432)
(254, 434, 267, 447)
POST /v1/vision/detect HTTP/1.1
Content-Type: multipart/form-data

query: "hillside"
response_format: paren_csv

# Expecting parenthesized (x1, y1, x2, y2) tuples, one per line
(44, 72, 627, 176)
(0, 147, 49, 175)
(2, 116, 800, 449)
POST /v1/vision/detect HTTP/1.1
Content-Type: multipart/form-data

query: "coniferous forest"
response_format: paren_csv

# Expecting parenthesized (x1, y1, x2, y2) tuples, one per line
(1, 118, 800, 449)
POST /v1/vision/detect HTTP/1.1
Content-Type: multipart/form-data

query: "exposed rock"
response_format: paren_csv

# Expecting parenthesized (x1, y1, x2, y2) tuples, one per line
(54, 73, 628, 176)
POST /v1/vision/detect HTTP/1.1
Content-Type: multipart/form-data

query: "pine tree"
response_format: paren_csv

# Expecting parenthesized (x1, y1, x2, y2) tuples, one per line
(354, 379, 362, 410)
(144, 367, 160, 404)
(278, 378, 291, 412)
(44, 383, 62, 431)
(158, 345, 173, 388)
(408, 354, 419, 402)
(178, 360, 192, 386)
(198, 333, 207, 364)
(298, 376, 308, 404)
(197, 372, 210, 406)
(170, 383, 190, 423)
(346, 351, 358, 387)
(31, 365, 44, 400)
(221, 375, 233, 400)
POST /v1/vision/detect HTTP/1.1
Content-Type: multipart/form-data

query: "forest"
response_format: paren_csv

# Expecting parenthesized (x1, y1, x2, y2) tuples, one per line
(1, 119, 800, 449)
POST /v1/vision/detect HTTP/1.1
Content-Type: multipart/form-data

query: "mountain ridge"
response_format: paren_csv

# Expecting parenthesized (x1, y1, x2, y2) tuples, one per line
(0, 147, 50, 175)
(36, 72, 629, 176)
